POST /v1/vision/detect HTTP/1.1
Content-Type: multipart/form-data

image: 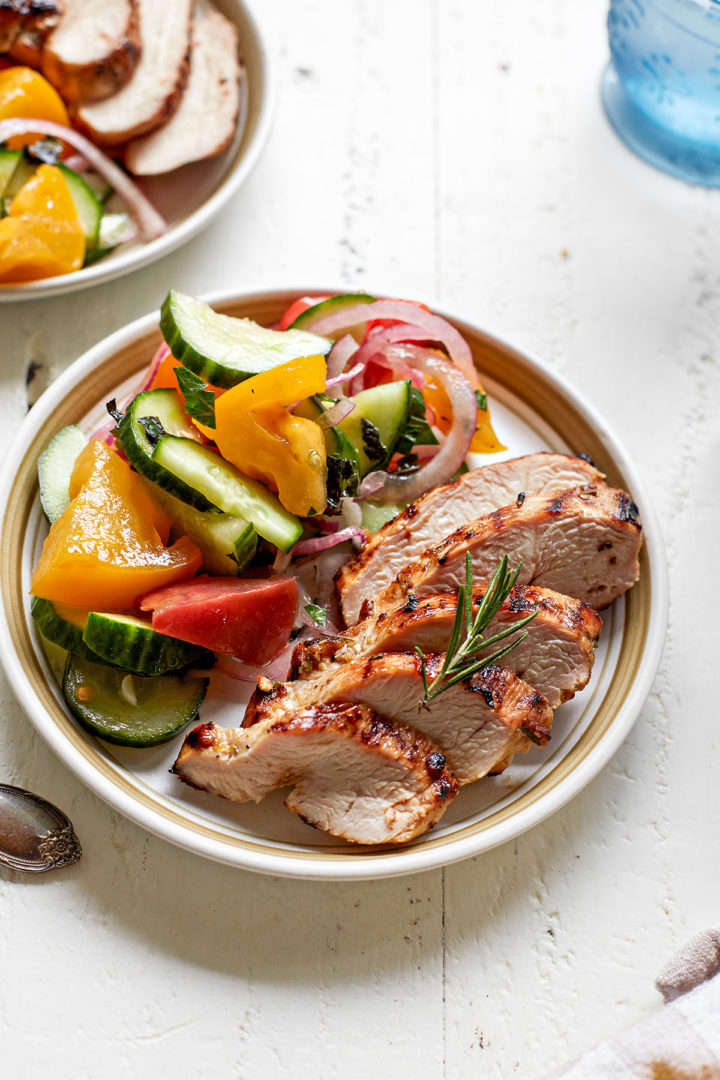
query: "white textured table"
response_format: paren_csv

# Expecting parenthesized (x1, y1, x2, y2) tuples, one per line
(2, 2, 718, 1076)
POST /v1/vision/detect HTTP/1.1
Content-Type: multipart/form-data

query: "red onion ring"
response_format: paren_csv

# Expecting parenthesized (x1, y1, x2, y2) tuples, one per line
(0, 119, 166, 240)
(290, 527, 367, 556)
(316, 397, 355, 428)
(358, 348, 476, 502)
(326, 334, 359, 380)
(325, 361, 364, 390)
(310, 300, 480, 389)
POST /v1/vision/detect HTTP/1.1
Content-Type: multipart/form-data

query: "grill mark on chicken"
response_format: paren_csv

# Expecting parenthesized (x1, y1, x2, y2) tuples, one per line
(368, 486, 641, 618)
(0, 0, 58, 51)
(292, 584, 601, 709)
(243, 653, 552, 785)
(173, 703, 458, 845)
(335, 452, 605, 626)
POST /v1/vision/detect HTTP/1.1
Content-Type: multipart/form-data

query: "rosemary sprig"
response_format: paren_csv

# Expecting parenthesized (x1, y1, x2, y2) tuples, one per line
(415, 552, 536, 706)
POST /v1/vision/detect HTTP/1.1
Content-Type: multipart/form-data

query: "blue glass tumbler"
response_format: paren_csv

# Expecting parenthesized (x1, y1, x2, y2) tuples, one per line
(602, 0, 720, 184)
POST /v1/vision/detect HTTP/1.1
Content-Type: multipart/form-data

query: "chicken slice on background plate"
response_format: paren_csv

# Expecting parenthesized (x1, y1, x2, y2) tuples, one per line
(174, 702, 458, 845)
(41, 0, 140, 104)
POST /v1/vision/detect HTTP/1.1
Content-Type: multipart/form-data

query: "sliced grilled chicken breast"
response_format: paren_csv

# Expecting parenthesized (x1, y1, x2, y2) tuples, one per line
(126, 0, 241, 175)
(76, 0, 191, 145)
(42, 0, 140, 104)
(336, 453, 604, 626)
(367, 486, 641, 618)
(174, 703, 458, 845)
(245, 654, 552, 785)
(0, 0, 59, 53)
(292, 585, 602, 709)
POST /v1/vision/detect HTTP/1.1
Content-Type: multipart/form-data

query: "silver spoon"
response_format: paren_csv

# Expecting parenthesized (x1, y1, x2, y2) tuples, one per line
(0, 784, 82, 872)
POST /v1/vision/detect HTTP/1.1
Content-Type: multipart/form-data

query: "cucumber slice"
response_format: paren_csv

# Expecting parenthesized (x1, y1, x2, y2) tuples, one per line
(63, 653, 209, 747)
(289, 293, 376, 340)
(83, 212, 132, 266)
(82, 612, 214, 676)
(5, 155, 36, 199)
(293, 395, 359, 461)
(0, 148, 22, 197)
(148, 483, 258, 575)
(335, 381, 413, 477)
(360, 500, 408, 533)
(160, 290, 332, 389)
(37, 424, 87, 524)
(116, 388, 211, 508)
(31, 596, 96, 659)
(151, 434, 303, 552)
(57, 164, 102, 251)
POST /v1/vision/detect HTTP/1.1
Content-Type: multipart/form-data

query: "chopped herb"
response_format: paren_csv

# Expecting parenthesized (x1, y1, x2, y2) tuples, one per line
(106, 398, 124, 424)
(516, 491, 526, 506)
(326, 454, 360, 511)
(138, 415, 166, 446)
(415, 553, 536, 706)
(475, 390, 488, 411)
(360, 418, 387, 464)
(289, 625, 305, 641)
(305, 602, 327, 628)
(175, 367, 217, 429)
(395, 386, 438, 457)
(395, 453, 419, 474)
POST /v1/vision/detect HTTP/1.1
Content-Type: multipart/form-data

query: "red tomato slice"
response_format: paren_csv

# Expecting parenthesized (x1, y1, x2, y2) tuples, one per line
(278, 295, 330, 331)
(139, 575, 298, 665)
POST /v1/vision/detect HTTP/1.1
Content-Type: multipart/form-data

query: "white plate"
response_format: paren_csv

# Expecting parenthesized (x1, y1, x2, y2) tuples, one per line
(0, 289, 669, 879)
(0, 1, 273, 301)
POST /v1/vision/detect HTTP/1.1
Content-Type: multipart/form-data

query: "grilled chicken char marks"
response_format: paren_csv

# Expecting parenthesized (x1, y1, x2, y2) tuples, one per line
(292, 585, 602, 709)
(336, 452, 604, 626)
(173, 703, 458, 845)
(368, 486, 641, 618)
(245, 654, 551, 785)
(0, 0, 58, 53)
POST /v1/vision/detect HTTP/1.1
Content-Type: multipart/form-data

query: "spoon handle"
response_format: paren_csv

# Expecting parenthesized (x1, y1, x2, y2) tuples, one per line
(0, 784, 82, 873)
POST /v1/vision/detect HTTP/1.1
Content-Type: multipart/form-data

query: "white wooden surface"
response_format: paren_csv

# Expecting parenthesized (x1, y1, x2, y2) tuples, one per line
(2, 2, 719, 1076)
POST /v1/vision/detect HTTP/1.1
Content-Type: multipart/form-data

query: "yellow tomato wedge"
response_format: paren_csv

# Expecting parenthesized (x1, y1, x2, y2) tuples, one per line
(0, 67, 70, 147)
(0, 164, 85, 282)
(31, 441, 202, 611)
(423, 376, 505, 454)
(215, 355, 328, 517)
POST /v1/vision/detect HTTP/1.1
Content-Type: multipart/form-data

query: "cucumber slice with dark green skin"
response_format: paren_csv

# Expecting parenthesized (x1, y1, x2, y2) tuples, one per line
(336, 380, 413, 476)
(37, 424, 87, 524)
(160, 290, 332, 389)
(146, 482, 258, 576)
(82, 612, 214, 676)
(57, 164, 103, 252)
(63, 653, 209, 747)
(151, 434, 303, 552)
(289, 293, 376, 340)
(116, 389, 213, 508)
(31, 596, 97, 660)
(0, 148, 22, 197)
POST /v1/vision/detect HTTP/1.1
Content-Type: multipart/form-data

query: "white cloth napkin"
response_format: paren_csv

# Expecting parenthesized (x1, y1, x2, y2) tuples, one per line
(544, 930, 720, 1079)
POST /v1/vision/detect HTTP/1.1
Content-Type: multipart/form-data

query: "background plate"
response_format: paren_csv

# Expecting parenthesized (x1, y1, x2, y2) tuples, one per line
(0, 0, 273, 301)
(0, 289, 668, 879)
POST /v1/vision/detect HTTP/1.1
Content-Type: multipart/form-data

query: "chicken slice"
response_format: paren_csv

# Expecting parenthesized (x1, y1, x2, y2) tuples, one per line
(0, 0, 59, 54)
(245, 654, 552, 785)
(41, 0, 140, 104)
(292, 584, 602, 709)
(336, 453, 604, 626)
(366, 485, 641, 618)
(76, 0, 192, 145)
(125, 0, 241, 175)
(173, 703, 458, 845)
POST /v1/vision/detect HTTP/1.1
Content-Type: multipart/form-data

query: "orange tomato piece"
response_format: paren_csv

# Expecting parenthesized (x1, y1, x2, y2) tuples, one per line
(423, 377, 506, 455)
(0, 67, 70, 147)
(215, 356, 328, 516)
(0, 164, 85, 282)
(31, 441, 202, 611)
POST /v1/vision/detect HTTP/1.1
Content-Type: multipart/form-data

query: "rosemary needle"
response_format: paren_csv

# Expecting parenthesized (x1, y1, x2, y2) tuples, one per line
(415, 552, 536, 706)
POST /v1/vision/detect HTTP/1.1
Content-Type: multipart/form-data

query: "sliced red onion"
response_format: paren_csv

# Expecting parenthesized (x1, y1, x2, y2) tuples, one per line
(326, 334, 359, 380)
(63, 152, 91, 172)
(0, 119, 166, 240)
(138, 341, 171, 392)
(273, 549, 292, 575)
(315, 397, 355, 429)
(358, 348, 477, 502)
(290, 527, 367, 556)
(295, 578, 341, 636)
(310, 300, 480, 389)
(325, 361, 364, 390)
(87, 418, 117, 446)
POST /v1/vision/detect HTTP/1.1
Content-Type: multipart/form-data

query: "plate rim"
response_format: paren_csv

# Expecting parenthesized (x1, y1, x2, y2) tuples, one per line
(0, 286, 669, 880)
(0, 0, 275, 302)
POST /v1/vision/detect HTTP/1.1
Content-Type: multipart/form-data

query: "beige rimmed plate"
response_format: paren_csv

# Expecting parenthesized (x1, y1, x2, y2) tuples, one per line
(0, 0, 273, 302)
(0, 289, 668, 880)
